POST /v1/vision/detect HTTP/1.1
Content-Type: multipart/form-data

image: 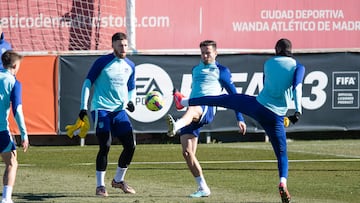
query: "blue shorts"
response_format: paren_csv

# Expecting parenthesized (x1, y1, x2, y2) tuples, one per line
(91, 110, 133, 137)
(179, 105, 216, 137)
(0, 130, 16, 153)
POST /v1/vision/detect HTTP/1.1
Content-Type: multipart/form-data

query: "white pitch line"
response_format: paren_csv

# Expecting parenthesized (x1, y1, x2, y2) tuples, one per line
(223, 144, 360, 158)
(1, 159, 358, 167)
(0, 164, 36, 167)
(70, 158, 360, 166)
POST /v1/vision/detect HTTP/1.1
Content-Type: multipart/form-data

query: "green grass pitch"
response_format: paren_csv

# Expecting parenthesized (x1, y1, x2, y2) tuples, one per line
(3, 139, 360, 203)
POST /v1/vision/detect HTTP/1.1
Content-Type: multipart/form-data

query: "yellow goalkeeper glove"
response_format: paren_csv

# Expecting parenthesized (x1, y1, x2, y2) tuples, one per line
(284, 117, 290, 128)
(65, 118, 84, 139)
(78, 115, 90, 138)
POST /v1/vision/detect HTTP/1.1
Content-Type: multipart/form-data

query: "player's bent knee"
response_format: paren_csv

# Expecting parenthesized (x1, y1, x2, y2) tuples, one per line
(7, 158, 18, 170)
(182, 150, 194, 158)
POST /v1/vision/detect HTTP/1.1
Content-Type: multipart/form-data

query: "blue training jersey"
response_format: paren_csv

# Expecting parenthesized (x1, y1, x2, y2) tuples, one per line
(190, 60, 244, 121)
(0, 33, 12, 69)
(256, 56, 305, 116)
(80, 53, 136, 112)
(0, 69, 27, 140)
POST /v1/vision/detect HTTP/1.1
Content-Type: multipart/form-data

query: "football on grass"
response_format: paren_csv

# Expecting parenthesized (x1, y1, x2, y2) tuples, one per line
(145, 91, 164, 111)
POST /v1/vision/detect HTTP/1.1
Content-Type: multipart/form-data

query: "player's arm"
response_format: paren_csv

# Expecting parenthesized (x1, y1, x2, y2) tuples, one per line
(127, 82, 136, 103)
(218, 65, 246, 134)
(76, 60, 105, 137)
(79, 58, 105, 116)
(67, 67, 95, 138)
(126, 59, 136, 103)
(292, 63, 305, 114)
(125, 59, 136, 112)
(80, 79, 91, 112)
(10, 81, 29, 151)
(288, 62, 305, 124)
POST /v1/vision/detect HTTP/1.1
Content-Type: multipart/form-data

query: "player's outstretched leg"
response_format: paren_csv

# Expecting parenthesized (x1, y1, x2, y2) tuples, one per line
(279, 182, 291, 203)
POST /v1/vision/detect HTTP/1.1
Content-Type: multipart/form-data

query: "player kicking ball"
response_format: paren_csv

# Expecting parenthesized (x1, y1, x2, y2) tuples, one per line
(169, 39, 305, 203)
(167, 40, 246, 198)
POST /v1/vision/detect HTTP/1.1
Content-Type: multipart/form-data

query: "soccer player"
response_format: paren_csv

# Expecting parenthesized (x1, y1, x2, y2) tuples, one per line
(78, 32, 137, 197)
(167, 40, 247, 198)
(0, 21, 12, 70)
(174, 38, 304, 203)
(0, 50, 29, 203)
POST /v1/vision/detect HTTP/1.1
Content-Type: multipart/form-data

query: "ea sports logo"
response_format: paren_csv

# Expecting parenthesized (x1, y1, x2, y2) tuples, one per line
(128, 63, 173, 123)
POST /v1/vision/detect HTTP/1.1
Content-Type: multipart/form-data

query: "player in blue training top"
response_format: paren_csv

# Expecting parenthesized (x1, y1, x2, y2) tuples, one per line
(78, 32, 137, 197)
(0, 50, 29, 203)
(0, 22, 12, 70)
(167, 40, 247, 198)
(175, 38, 305, 203)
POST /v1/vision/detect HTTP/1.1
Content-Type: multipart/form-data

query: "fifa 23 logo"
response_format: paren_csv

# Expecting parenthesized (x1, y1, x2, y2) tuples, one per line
(335, 77, 356, 86)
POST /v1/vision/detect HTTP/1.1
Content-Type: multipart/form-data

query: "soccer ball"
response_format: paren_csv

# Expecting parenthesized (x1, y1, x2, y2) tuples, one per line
(145, 91, 164, 111)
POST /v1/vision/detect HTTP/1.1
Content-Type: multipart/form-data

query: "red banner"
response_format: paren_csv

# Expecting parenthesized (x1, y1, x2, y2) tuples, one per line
(137, 0, 360, 50)
(0, 0, 359, 51)
(9, 56, 58, 135)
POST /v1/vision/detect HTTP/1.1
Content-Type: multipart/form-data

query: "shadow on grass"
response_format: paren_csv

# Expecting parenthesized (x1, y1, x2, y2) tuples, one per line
(14, 193, 67, 201)
(13, 193, 216, 202)
(14, 193, 142, 202)
(13, 192, 280, 203)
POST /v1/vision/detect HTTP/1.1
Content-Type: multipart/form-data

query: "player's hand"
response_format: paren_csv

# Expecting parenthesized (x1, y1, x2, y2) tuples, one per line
(79, 109, 87, 121)
(288, 112, 301, 124)
(238, 121, 247, 135)
(22, 139, 29, 152)
(126, 101, 135, 112)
